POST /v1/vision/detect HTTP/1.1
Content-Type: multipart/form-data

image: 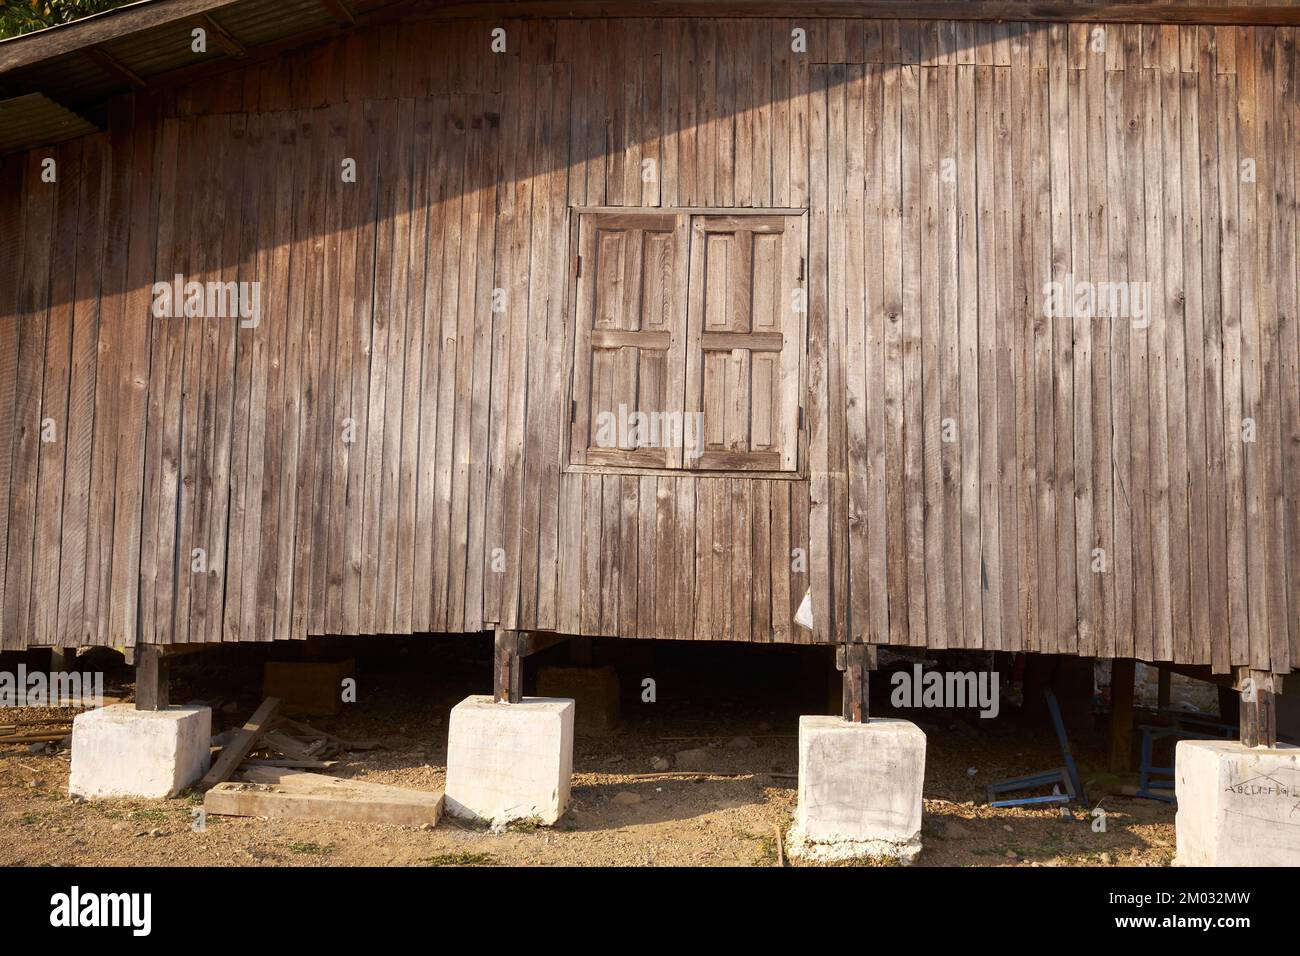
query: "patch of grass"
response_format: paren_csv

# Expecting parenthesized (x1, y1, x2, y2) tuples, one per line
(282, 841, 335, 856)
(422, 851, 499, 867)
(127, 808, 169, 824)
(505, 817, 542, 833)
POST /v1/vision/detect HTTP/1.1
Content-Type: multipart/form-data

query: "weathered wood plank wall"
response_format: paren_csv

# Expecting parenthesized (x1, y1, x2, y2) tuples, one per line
(0, 17, 1295, 674)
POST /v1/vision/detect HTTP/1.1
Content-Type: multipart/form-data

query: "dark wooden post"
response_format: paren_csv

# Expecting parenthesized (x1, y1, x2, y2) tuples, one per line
(838, 644, 873, 723)
(494, 629, 522, 704)
(1238, 668, 1278, 748)
(135, 644, 170, 711)
(1109, 657, 1136, 772)
(48, 646, 74, 673)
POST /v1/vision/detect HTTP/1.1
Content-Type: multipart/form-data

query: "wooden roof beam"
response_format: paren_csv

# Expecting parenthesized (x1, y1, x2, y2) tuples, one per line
(195, 13, 246, 58)
(82, 45, 147, 90)
(316, 0, 358, 25)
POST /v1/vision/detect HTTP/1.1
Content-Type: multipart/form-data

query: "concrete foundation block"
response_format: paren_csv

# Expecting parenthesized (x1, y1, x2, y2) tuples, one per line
(444, 695, 574, 825)
(69, 704, 212, 799)
(1175, 739, 1300, 866)
(535, 664, 620, 735)
(788, 716, 926, 864)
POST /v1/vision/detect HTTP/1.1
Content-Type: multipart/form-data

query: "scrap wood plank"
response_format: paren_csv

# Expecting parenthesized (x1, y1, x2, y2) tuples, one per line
(236, 766, 414, 793)
(200, 696, 280, 789)
(205, 781, 443, 827)
(206, 766, 443, 826)
(257, 729, 318, 761)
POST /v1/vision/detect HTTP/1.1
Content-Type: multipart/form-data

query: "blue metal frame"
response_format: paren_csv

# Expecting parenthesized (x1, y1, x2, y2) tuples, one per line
(986, 690, 1087, 809)
(1135, 712, 1238, 803)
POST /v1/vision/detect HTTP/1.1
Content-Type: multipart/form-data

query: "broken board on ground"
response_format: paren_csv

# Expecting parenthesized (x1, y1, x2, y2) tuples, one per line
(204, 767, 443, 827)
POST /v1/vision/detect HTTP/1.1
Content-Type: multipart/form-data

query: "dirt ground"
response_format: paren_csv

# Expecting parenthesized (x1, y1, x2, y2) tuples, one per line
(0, 640, 1185, 867)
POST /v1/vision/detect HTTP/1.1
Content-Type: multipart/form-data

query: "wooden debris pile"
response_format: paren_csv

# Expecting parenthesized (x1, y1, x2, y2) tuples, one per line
(200, 697, 380, 788)
(200, 696, 443, 827)
(244, 716, 380, 770)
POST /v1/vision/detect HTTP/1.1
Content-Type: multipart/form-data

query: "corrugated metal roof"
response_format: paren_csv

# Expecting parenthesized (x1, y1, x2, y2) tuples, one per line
(0, 93, 100, 156)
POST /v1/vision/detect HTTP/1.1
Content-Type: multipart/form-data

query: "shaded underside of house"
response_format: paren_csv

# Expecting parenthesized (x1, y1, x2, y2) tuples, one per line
(0, 0, 1297, 677)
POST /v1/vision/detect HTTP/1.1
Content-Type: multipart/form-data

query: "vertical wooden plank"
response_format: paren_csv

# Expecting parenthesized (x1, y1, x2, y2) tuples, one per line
(205, 114, 245, 644)
(956, 60, 983, 650)
(430, 99, 466, 632)
(1106, 44, 1136, 660)
(445, 97, 480, 631)
(1215, 63, 1251, 669)
(82, 100, 134, 647)
(223, 113, 264, 641)
(1254, 28, 1291, 673)
(901, 61, 927, 648)
(806, 64, 831, 645)
(1280, 28, 1300, 668)
(919, 65, 948, 650)
(1144, 34, 1175, 662)
(882, 61, 909, 646)
(1195, 28, 1230, 673)
(1046, 24, 1076, 658)
(1123, 25, 1154, 665)
(1180, 50, 1212, 665)
(465, 98, 501, 632)
(1237, 31, 1271, 671)
(394, 97, 433, 634)
(32, 140, 82, 645)
(993, 63, 1020, 653)
(56, 135, 108, 645)
(693, 478, 713, 639)
(1030, 55, 1058, 654)
(580, 476, 602, 636)
(844, 63, 871, 643)
(731, 478, 752, 642)
(675, 476, 695, 639)
(1010, 25, 1039, 653)
(638, 474, 657, 639)
(0, 153, 23, 648)
(527, 65, 571, 632)
(1160, 27, 1193, 665)
(975, 60, 1002, 650)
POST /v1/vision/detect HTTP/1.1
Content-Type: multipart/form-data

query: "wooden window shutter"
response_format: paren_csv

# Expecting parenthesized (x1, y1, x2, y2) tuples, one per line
(570, 212, 690, 468)
(684, 214, 804, 471)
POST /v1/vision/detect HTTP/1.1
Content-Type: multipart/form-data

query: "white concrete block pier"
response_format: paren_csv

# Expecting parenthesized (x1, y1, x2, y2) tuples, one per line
(69, 704, 211, 799)
(1175, 739, 1300, 866)
(444, 695, 575, 826)
(788, 716, 926, 863)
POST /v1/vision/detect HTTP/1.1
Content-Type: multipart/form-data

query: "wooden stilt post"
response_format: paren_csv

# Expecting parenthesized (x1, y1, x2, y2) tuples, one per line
(838, 644, 873, 723)
(135, 645, 170, 711)
(49, 646, 74, 673)
(494, 629, 522, 704)
(1237, 668, 1278, 748)
(1109, 657, 1136, 773)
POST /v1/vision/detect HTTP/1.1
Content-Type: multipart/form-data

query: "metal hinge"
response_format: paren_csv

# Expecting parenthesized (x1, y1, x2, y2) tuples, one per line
(798, 257, 805, 281)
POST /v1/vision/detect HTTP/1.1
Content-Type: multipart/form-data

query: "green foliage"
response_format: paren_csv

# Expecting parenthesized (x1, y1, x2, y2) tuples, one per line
(0, 0, 136, 41)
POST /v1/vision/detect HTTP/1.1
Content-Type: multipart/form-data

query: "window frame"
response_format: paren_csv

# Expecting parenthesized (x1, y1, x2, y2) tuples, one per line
(563, 206, 810, 481)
